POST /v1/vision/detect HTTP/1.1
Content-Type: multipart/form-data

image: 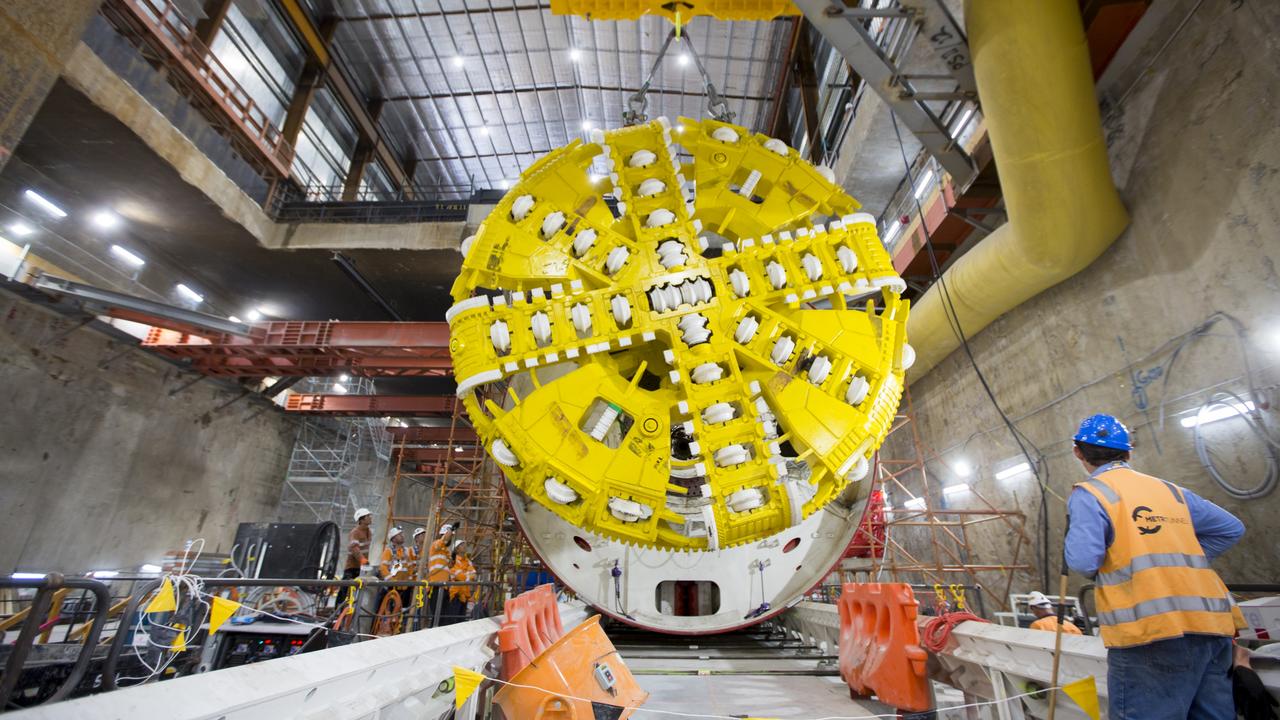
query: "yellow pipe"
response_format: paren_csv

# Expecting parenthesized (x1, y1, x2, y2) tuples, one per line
(906, 0, 1129, 378)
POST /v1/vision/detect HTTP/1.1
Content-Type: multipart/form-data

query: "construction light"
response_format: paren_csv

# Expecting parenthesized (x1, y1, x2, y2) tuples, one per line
(943, 482, 970, 497)
(109, 244, 145, 267)
(333, 383, 348, 394)
(228, 315, 242, 323)
(1181, 401, 1256, 428)
(91, 210, 121, 229)
(91, 570, 120, 578)
(139, 564, 163, 573)
(499, 179, 511, 190)
(451, 55, 465, 69)
(569, 48, 582, 62)
(903, 497, 926, 511)
(247, 309, 262, 321)
(912, 169, 935, 201)
(883, 220, 903, 247)
(175, 283, 204, 303)
(10, 572, 46, 580)
(995, 462, 1031, 481)
(581, 120, 594, 132)
(954, 107, 975, 133)
(953, 459, 972, 477)
(23, 189, 66, 218)
(339, 374, 350, 382)
(677, 52, 691, 67)
(8, 222, 34, 237)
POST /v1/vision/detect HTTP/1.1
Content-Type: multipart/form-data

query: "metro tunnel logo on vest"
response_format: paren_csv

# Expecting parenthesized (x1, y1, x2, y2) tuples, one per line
(1131, 505, 1190, 535)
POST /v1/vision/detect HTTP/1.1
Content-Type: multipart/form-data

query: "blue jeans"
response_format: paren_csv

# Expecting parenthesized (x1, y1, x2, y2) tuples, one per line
(1107, 634, 1234, 720)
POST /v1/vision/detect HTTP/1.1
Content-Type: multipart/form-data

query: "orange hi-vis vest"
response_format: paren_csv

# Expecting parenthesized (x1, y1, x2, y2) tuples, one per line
(427, 538, 451, 583)
(450, 556, 477, 602)
(1075, 467, 1235, 648)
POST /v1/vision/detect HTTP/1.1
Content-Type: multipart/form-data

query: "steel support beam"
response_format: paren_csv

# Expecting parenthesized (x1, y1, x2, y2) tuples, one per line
(794, 0, 976, 185)
(192, 0, 233, 46)
(388, 426, 478, 443)
(278, 0, 415, 194)
(34, 275, 254, 337)
(793, 26, 823, 162)
(897, 0, 979, 98)
(285, 394, 458, 416)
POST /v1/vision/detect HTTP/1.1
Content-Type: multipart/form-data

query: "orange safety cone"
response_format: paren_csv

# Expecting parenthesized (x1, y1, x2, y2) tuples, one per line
(493, 616, 648, 720)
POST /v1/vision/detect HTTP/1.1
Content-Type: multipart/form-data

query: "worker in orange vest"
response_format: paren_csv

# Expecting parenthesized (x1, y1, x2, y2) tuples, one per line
(1026, 591, 1082, 635)
(378, 527, 415, 614)
(425, 523, 455, 624)
(1065, 414, 1243, 720)
(444, 539, 477, 625)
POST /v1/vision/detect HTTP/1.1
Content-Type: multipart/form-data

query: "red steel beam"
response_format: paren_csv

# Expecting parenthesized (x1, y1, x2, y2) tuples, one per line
(285, 394, 458, 417)
(143, 321, 453, 377)
(387, 426, 478, 443)
(394, 447, 485, 463)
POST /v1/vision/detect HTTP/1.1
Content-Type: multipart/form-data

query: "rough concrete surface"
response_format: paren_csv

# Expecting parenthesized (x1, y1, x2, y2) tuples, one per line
(0, 292, 295, 573)
(892, 0, 1280, 591)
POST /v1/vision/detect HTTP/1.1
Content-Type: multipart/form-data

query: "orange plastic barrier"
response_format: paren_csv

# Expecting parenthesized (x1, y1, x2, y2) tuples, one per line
(838, 583, 932, 712)
(493, 615, 648, 720)
(498, 584, 565, 681)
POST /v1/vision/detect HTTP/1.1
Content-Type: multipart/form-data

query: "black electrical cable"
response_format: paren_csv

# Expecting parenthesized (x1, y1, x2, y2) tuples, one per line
(888, 111, 1054, 590)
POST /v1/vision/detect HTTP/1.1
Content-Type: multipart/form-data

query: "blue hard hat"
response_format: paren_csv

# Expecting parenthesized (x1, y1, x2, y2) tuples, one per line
(1073, 414, 1132, 450)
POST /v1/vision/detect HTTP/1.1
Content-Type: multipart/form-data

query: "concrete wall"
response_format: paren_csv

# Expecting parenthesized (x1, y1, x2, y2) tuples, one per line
(889, 0, 1280, 594)
(0, 292, 295, 574)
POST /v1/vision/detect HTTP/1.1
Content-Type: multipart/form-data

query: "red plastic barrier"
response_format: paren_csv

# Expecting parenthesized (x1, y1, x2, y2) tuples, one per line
(837, 583, 932, 712)
(497, 584, 565, 681)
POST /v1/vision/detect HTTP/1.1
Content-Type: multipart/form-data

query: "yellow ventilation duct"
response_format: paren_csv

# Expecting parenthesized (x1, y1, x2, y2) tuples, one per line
(906, 0, 1129, 378)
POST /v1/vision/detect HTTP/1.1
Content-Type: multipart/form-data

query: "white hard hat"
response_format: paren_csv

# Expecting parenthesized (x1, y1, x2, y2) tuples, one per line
(413, 527, 426, 538)
(439, 523, 454, 535)
(451, 539, 467, 551)
(1027, 591, 1052, 608)
(388, 526, 405, 541)
(354, 508, 372, 522)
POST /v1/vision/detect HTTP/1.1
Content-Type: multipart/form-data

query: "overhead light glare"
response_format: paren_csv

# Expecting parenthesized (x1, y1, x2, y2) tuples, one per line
(677, 52, 691, 67)
(91, 570, 120, 578)
(11, 572, 46, 580)
(903, 497, 926, 511)
(995, 462, 1031, 481)
(139, 564, 163, 573)
(883, 220, 903, 247)
(479, 126, 490, 136)
(451, 55, 464, 68)
(333, 383, 349, 394)
(569, 48, 582, 62)
(175, 283, 204, 303)
(954, 108, 976, 132)
(912, 168, 935, 201)
(92, 210, 122, 229)
(339, 374, 350, 382)
(953, 459, 972, 477)
(247, 309, 262, 321)
(109, 244, 146, 267)
(9, 222, 34, 237)
(499, 179, 511, 190)
(228, 315, 242, 323)
(581, 120, 594, 132)
(943, 482, 970, 497)
(1181, 401, 1255, 428)
(23, 190, 66, 218)
(588, 173, 605, 184)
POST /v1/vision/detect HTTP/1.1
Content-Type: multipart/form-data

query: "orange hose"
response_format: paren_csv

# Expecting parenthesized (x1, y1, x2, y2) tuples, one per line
(921, 611, 987, 653)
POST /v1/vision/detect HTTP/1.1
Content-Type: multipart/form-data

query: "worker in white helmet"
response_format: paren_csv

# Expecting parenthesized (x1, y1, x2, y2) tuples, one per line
(426, 522, 456, 625)
(377, 526, 414, 615)
(338, 507, 374, 606)
(1026, 591, 1081, 635)
(443, 538, 477, 625)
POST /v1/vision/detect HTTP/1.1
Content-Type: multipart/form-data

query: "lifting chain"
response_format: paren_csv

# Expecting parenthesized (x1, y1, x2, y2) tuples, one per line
(625, 28, 734, 126)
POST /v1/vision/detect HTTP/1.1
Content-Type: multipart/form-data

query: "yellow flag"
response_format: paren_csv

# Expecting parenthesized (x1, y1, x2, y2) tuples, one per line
(454, 666, 486, 709)
(209, 596, 240, 634)
(171, 626, 187, 652)
(1061, 676, 1100, 720)
(145, 578, 176, 614)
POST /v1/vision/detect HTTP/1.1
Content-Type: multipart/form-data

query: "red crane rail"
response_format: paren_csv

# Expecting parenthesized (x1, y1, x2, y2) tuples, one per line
(285, 394, 458, 417)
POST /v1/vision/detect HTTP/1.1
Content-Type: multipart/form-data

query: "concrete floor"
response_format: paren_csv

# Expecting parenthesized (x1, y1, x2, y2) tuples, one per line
(636, 674, 888, 719)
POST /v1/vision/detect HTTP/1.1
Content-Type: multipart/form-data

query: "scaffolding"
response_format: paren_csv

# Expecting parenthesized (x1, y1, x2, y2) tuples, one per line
(276, 376, 392, 538)
(842, 389, 1033, 617)
(383, 387, 540, 608)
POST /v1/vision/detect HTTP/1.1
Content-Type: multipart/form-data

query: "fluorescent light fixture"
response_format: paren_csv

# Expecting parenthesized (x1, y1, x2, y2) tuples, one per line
(9, 222, 34, 237)
(953, 459, 972, 477)
(677, 52, 691, 67)
(247, 309, 262, 321)
(569, 48, 582, 62)
(1181, 401, 1255, 428)
(91, 210, 121, 229)
(943, 482, 970, 496)
(91, 570, 120, 578)
(581, 120, 594, 132)
(175, 283, 204, 303)
(883, 220, 903, 246)
(24, 189, 66, 218)
(912, 169, 935, 201)
(11, 572, 46, 580)
(109, 244, 145, 266)
(954, 108, 975, 132)
(228, 315, 242, 323)
(333, 383, 348, 394)
(455, 446, 464, 452)
(903, 497, 926, 511)
(139, 564, 163, 573)
(339, 374, 350, 382)
(451, 55, 464, 68)
(995, 462, 1031, 481)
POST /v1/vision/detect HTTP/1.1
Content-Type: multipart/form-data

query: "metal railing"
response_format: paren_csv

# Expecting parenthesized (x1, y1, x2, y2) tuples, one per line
(0, 574, 505, 712)
(266, 183, 479, 224)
